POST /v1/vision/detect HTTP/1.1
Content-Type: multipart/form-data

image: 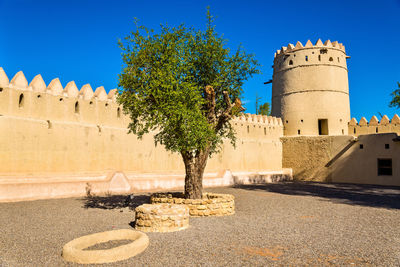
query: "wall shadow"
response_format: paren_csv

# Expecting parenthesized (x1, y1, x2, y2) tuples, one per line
(234, 182, 400, 210)
(82, 194, 150, 210)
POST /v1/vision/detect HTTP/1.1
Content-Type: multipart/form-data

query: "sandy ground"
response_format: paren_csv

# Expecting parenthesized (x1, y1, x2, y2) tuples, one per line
(1, 182, 400, 266)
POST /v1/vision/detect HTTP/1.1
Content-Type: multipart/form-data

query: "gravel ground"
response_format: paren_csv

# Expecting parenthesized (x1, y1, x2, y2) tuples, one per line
(1, 182, 400, 266)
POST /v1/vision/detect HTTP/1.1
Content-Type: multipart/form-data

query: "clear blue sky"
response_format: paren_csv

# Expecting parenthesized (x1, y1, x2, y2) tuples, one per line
(1, 0, 399, 120)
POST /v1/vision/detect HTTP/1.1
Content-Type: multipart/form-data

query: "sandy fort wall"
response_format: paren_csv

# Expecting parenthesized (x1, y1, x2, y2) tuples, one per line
(272, 39, 350, 136)
(0, 68, 289, 202)
(282, 134, 400, 186)
(348, 115, 400, 136)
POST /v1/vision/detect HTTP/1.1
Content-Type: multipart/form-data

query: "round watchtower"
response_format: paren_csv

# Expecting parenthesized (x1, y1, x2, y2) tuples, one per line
(271, 39, 350, 136)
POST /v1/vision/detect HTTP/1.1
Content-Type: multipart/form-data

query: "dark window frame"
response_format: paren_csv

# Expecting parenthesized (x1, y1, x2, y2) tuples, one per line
(377, 158, 392, 176)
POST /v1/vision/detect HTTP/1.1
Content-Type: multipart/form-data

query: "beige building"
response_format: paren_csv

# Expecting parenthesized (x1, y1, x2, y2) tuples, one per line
(0, 39, 399, 202)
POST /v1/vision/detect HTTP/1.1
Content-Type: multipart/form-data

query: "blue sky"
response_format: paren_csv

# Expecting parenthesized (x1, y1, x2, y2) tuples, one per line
(1, 0, 399, 120)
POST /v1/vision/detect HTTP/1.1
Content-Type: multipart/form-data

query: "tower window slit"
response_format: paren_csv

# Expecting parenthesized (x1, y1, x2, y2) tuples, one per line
(18, 93, 24, 108)
(74, 101, 80, 114)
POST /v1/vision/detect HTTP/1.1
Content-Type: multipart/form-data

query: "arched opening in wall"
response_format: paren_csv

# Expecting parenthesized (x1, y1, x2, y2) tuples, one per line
(117, 107, 121, 118)
(376, 127, 378, 133)
(354, 128, 356, 134)
(74, 101, 80, 114)
(300, 119, 303, 123)
(297, 129, 301, 135)
(342, 129, 344, 135)
(305, 56, 308, 61)
(289, 60, 293, 65)
(329, 57, 333, 62)
(18, 93, 24, 108)
(264, 127, 266, 135)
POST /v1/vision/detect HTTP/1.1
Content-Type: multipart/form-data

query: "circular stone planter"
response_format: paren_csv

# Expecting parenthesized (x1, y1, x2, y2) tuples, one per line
(135, 203, 189, 232)
(150, 192, 235, 217)
(62, 229, 149, 264)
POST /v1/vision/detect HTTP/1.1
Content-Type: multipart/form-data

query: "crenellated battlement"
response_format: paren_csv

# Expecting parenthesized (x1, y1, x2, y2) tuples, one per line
(348, 115, 400, 136)
(274, 39, 346, 58)
(0, 68, 283, 138)
(0, 68, 126, 129)
(0, 68, 118, 101)
(233, 113, 283, 126)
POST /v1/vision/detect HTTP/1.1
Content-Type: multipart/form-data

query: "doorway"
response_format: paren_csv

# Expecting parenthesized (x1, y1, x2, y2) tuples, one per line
(318, 119, 328, 135)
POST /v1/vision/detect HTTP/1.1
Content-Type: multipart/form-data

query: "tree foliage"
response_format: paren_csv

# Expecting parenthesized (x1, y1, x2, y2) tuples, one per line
(389, 82, 400, 109)
(117, 9, 260, 198)
(258, 102, 271, 116)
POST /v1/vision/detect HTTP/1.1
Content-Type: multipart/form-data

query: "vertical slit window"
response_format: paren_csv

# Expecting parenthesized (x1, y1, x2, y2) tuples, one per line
(75, 101, 80, 114)
(18, 93, 24, 108)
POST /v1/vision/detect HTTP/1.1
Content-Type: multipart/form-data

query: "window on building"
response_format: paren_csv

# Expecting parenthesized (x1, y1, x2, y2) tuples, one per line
(377, 159, 392, 176)
(289, 60, 293, 65)
(329, 57, 333, 62)
(18, 93, 24, 108)
(74, 101, 79, 114)
(305, 56, 308, 61)
(297, 129, 301, 135)
(385, 144, 390, 149)
(117, 107, 121, 118)
(359, 144, 364, 149)
(318, 55, 321, 61)
(318, 119, 329, 135)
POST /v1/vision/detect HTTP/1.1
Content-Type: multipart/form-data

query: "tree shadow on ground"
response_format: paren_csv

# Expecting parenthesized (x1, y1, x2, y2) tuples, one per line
(82, 194, 150, 210)
(234, 182, 400, 210)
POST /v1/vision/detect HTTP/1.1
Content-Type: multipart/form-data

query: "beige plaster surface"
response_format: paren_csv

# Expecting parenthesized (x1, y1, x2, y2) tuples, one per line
(272, 40, 350, 136)
(62, 229, 149, 264)
(282, 134, 400, 186)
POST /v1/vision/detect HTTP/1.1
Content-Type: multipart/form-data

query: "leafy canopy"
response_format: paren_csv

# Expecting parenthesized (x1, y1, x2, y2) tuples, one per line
(258, 102, 271, 116)
(389, 82, 400, 109)
(117, 10, 260, 157)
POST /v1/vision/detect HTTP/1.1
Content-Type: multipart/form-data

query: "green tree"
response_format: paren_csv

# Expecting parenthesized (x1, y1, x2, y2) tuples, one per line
(117, 9, 260, 199)
(389, 82, 400, 109)
(255, 92, 270, 116)
(258, 102, 270, 116)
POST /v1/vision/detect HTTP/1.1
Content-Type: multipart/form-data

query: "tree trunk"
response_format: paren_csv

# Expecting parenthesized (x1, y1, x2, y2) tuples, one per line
(182, 149, 209, 199)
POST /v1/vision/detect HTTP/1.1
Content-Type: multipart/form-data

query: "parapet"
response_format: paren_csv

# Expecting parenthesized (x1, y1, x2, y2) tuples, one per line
(348, 115, 400, 136)
(232, 113, 283, 126)
(274, 39, 346, 58)
(0, 68, 124, 128)
(1, 68, 118, 101)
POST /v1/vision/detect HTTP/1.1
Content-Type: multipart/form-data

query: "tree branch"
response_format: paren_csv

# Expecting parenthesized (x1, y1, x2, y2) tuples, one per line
(215, 91, 244, 131)
(204, 86, 216, 124)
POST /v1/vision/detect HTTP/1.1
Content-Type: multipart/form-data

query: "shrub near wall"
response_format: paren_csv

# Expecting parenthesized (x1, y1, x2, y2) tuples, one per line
(150, 193, 235, 217)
